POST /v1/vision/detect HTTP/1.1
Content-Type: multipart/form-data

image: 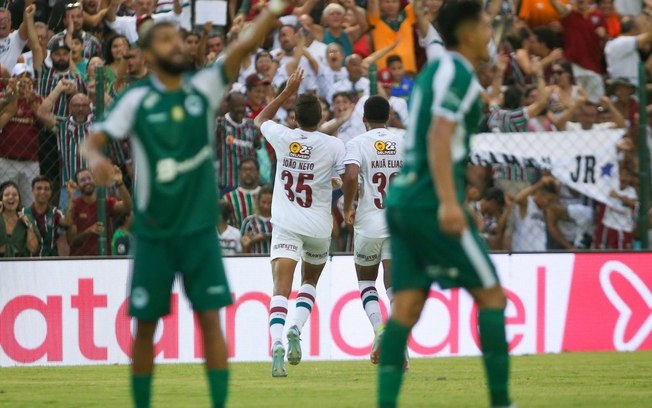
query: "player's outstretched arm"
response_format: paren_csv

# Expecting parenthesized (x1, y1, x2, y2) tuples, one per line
(429, 116, 467, 237)
(222, 0, 289, 82)
(254, 68, 304, 128)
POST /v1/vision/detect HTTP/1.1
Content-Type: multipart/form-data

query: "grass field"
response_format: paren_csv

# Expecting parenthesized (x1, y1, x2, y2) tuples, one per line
(1, 351, 651, 407)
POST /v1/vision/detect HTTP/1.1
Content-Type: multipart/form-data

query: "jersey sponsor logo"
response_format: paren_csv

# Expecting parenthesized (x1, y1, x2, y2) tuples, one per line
(207, 285, 226, 295)
(171, 106, 185, 122)
(184, 95, 203, 116)
(156, 145, 213, 183)
(374, 140, 397, 156)
(131, 287, 149, 309)
(143, 93, 160, 109)
(288, 142, 312, 159)
(146, 112, 168, 123)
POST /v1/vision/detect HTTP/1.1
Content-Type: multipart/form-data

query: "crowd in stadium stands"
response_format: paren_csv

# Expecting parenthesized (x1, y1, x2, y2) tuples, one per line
(0, 0, 651, 258)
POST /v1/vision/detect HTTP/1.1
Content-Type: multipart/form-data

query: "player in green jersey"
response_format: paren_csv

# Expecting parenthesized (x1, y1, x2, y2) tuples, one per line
(378, 2, 514, 408)
(83, 4, 289, 407)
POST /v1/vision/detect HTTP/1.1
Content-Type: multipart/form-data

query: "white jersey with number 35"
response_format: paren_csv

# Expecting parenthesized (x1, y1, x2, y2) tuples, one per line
(344, 128, 404, 238)
(261, 120, 346, 238)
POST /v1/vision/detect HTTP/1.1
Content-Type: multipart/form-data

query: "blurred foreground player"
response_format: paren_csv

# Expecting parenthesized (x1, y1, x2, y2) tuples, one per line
(83, 4, 289, 406)
(378, 2, 514, 407)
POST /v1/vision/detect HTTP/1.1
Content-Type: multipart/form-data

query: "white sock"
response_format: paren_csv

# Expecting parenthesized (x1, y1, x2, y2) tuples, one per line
(292, 284, 316, 331)
(269, 295, 288, 350)
(359, 281, 382, 331)
(386, 286, 394, 304)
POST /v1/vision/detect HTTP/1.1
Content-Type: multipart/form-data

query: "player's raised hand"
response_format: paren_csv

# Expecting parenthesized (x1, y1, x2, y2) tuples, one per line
(438, 202, 467, 238)
(284, 68, 304, 95)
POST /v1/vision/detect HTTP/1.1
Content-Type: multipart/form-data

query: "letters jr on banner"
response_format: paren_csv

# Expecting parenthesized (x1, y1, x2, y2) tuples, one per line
(469, 130, 625, 205)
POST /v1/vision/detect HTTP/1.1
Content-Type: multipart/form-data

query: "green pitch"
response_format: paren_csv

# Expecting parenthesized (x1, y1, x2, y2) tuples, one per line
(1, 351, 651, 407)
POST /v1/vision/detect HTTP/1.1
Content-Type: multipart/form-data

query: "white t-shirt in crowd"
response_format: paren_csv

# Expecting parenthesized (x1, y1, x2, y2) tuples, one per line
(328, 76, 370, 103)
(273, 54, 318, 94)
(603, 186, 637, 233)
(261, 120, 345, 238)
(21, 49, 52, 71)
(317, 64, 349, 100)
(605, 35, 639, 85)
(512, 196, 547, 252)
(343, 128, 404, 238)
(306, 40, 328, 67)
(107, 11, 182, 44)
(219, 225, 242, 255)
(0, 31, 28, 70)
(420, 23, 446, 62)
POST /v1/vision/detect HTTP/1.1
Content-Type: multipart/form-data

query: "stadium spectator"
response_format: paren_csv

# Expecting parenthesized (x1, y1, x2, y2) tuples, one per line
(605, 18, 652, 86)
(600, 167, 638, 249)
(367, 0, 416, 72)
(218, 199, 242, 255)
(310, 1, 366, 57)
(385, 54, 414, 101)
(546, 194, 594, 250)
(413, 0, 445, 62)
(0, 6, 38, 70)
(0, 180, 40, 256)
(272, 81, 299, 125)
(66, 167, 131, 256)
(105, 0, 183, 44)
(511, 176, 559, 252)
(103, 35, 129, 92)
(549, 0, 607, 103)
(111, 210, 132, 256)
(608, 77, 638, 127)
(25, 175, 69, 257)
(69, 31, 89, 78)
(206, 32, 225, 61)
(113, 45, 148, 92)
(547, 61, 586, 115)
(328, 53, 369, 103)
(216, 92, 261, 195)
(240, 184, 273, 254)
(472, 187, 510, 250)
(598, 0, 622, 38)
(0, 64, 52, 208)
(375, 70, 408, 128)
(19, 21, 51, 71)
(224, 158, 261, 229)
(244, 73, 271, 119)
(273, 26, 319, 95)
(48, 2, 102, 59)
(38, 91, 93, 210)
(320, 91, 358, 142)
(316, 43, 348, 100)
(519, 0, 567, 28)
(530, 27, 563, 83)
(564, 98, 626, 131)
(297, 15, 328, 66)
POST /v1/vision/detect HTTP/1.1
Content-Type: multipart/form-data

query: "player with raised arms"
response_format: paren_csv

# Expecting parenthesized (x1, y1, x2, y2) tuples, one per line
(253, 68, 346, 377)
(377, 1, 514, 407)
(341, 95, 404, 364)
(82, 3, 289, 406)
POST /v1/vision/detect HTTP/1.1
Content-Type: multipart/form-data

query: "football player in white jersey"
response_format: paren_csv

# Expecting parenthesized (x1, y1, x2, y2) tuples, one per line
(254, 69, 346, 377)
(342, 96, 404, 364)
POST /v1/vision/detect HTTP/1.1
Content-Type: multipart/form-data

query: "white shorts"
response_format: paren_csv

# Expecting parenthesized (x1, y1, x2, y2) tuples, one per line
(270, 226, 330, 265)
(354, 233, 391, 267)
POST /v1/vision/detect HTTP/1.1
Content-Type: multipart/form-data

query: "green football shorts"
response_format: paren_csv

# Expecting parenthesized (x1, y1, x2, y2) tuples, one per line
(386, 206, 500, 292)
(129, 228, 233, 320)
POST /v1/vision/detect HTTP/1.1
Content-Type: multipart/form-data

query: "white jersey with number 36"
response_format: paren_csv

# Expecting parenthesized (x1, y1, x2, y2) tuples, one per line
(343, 128, 404, 238)
(261, 120, 346, 238)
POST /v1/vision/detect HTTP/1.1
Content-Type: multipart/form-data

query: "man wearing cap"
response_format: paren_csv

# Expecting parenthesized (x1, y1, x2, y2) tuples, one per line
(0, 5, 38, 70)
(106, 0, 183, 44)
(48, 2, 102, 60)
(245, 73, 271, 119)
(0, 63, 50, 207)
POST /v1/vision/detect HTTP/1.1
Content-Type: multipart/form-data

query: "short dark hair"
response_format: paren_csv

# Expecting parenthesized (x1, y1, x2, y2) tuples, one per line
(483, 187, 505, 207)
(364, 95, 390, 123)
(255, 51, 272, 63)
(257, 184, 273, 201)
(138, 21, 176, 50)
(533, 27, 558, 50)
(331, 91, 353, 103)
(437, 0, 483, 48)
(219, 199, 233, 221)
(620, 18, 636, 34)
(32, 175, 52, 189)
(386, 54, 402, 66)
(295, 94, 322, 128)
(503, 86, 523, 110)
(239, 157, 260, 171)
(71, 31, 83, 44)
(74, 167, 91, 183)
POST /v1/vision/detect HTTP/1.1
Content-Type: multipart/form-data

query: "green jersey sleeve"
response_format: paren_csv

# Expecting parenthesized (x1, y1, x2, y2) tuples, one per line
(93, 86, 150, 140)
(431, 55, 477, 123)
